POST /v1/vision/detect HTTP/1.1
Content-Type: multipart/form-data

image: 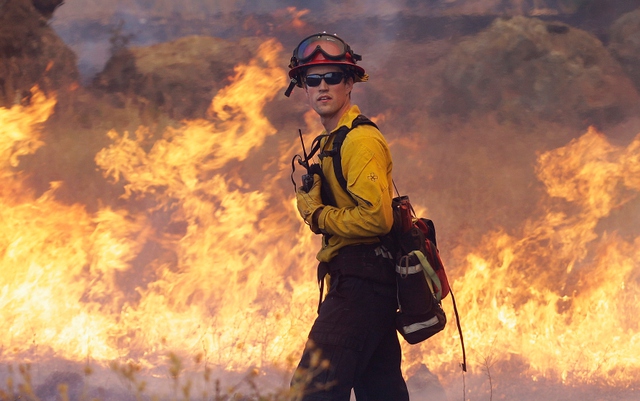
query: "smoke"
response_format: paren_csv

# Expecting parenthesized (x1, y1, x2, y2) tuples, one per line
(50, 0, 638, 83)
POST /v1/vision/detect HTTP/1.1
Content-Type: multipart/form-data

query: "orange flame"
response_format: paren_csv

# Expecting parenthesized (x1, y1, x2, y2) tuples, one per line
(1, 88, 122, 361)
(421, 127, 640, 387)
(91, 38, 322, 370)
(285, 7, 309, 30)
(0, 88, 52, 178)
(1, 39, 318, 371)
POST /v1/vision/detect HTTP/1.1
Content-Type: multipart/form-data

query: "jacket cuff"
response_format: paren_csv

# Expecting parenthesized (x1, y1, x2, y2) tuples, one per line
(317, 206, 330, 234)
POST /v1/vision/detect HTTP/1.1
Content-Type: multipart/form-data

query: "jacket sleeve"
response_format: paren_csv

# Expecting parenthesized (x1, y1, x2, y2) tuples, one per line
(316, 132, 394, 238)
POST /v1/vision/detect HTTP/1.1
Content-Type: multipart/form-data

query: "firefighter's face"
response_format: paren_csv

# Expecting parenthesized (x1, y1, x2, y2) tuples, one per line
(304, 65, 353, 122)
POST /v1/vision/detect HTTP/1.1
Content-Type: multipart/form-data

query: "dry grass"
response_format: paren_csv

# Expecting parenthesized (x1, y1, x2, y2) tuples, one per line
(0, 347, 337, 401)
(0, 361, 293, 401)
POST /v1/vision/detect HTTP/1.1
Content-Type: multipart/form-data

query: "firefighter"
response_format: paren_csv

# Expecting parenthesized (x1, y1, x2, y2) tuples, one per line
(288, 33, 410, 401)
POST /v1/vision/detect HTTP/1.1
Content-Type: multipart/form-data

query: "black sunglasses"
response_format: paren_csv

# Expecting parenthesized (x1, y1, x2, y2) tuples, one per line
(304, 72, 345, 87)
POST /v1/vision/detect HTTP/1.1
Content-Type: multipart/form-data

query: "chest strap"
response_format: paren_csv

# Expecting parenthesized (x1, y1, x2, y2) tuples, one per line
(316, 115, 378, 198)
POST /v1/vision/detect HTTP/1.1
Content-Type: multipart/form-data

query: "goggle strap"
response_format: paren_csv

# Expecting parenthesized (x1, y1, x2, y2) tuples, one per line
(298, 47, 352, 64)
(284, 78, 297, 97)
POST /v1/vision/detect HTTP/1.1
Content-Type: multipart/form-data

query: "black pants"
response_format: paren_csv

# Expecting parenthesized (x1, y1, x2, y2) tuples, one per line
(292, 249, 410, 401)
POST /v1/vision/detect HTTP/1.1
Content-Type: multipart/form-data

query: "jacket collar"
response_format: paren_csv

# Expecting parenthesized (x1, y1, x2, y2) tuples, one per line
(328, 105, 361, 134)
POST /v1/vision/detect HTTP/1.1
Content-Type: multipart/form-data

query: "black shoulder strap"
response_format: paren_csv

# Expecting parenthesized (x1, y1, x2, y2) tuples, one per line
(319, 115, 378, 196)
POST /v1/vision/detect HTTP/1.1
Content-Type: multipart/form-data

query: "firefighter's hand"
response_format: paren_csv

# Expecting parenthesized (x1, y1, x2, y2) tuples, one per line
(296, 174, 324, 234)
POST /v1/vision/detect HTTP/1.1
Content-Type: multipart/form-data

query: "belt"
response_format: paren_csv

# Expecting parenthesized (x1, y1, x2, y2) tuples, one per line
(316, 243, 395, 313)
(336, 243, 394, 259)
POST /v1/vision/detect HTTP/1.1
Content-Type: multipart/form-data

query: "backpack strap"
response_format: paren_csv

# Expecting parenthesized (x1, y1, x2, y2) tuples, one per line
(318, 115, 378, 198)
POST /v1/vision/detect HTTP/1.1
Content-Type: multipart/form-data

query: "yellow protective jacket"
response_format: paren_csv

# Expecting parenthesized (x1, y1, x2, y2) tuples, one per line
(315, 105, 394, 262)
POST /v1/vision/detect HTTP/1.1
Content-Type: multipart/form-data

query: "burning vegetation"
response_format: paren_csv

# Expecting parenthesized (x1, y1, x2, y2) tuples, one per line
(1, 0, 640, 400)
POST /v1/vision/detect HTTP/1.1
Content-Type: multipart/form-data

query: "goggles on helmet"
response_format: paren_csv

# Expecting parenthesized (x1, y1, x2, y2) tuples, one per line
(291, 33, 362, 67)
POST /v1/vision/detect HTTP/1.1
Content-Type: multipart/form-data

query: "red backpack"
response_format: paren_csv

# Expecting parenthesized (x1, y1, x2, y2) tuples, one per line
(391, 195, 466, 372)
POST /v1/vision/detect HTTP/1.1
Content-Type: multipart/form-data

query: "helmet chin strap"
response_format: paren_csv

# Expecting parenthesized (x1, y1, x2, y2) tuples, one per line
(284, 78, 297, 97)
